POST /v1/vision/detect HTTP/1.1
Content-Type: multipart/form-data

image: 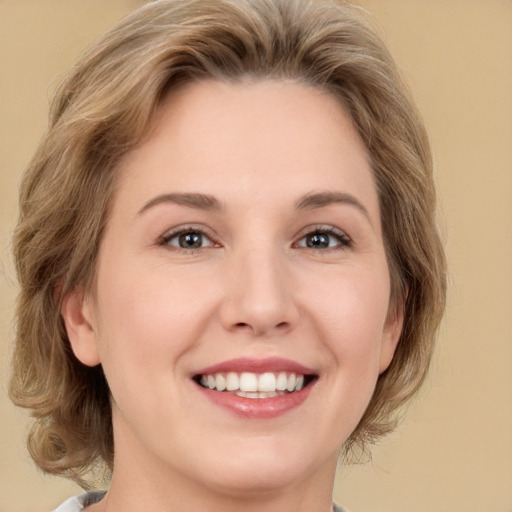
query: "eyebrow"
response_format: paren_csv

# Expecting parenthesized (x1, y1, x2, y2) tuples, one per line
(138, 192, 223, 214)
(138, 190, 370, 222)
(295, 191, 370, 220)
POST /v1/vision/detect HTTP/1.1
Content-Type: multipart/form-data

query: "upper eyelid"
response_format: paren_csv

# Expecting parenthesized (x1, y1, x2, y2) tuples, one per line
(292, 226, 353, 252)
(294, 224, 351, 241)
(159, 225, 218, 245)
(158, 224, 352, 246)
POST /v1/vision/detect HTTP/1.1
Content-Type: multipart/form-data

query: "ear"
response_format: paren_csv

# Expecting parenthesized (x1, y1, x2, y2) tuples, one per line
(61, 288, 101, 367)
(379, 297, 405, 374)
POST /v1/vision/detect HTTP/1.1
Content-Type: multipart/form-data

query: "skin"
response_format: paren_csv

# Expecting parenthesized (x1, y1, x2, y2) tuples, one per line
(62, 80, 403, 512)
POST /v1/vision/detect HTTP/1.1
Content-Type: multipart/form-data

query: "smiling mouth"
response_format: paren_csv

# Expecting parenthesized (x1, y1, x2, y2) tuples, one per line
(194, 371, 317, 399)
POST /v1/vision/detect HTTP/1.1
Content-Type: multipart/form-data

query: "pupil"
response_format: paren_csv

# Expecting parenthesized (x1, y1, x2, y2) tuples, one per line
(307, 233, 329, 248)
(179, 232, 202, 248)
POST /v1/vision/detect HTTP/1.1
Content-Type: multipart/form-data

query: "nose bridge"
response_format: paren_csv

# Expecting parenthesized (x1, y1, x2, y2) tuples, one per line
(221, 241, 298, 336)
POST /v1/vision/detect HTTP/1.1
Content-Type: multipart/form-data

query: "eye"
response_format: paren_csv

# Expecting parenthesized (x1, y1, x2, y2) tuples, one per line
(160, 228, 216, 250)
(295, 227, 351, 250)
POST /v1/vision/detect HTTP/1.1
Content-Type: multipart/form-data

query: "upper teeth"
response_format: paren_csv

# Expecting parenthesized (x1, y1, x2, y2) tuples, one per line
(200, 372, 305, 393)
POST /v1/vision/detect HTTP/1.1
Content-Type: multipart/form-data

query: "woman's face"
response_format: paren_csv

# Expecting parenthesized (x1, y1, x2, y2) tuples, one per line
(64, 80, 402, 497)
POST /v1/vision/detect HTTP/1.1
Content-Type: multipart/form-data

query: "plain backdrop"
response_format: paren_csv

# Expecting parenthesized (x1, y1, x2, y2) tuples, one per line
(1, 1, 511, 511)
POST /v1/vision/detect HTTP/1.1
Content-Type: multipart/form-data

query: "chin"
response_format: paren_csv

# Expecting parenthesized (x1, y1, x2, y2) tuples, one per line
(203, 464, 308, 496)
(193, 441, 335, 497)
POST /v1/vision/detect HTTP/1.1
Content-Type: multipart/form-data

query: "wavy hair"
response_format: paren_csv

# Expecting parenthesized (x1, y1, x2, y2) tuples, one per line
(10, 0, 446, 485)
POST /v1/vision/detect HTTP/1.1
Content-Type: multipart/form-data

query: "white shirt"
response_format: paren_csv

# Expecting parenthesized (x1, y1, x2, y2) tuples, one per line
(53, 491, 348, 512)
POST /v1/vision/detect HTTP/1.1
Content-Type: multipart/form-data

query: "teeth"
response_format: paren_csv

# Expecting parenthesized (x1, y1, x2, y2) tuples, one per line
(215, 373, 226, 391)
(276, 372, 288, 391)
(286, 373, 296, 392)
(240, 372, 258, 392)
(235, 391, 282, 399)
(258, 372, 276, 392)
(226, 372, 238, 391)
(198, 371, 307, 394)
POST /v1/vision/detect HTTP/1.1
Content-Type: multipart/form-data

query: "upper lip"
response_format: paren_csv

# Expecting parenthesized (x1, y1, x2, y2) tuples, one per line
(194, 357, 316, 376)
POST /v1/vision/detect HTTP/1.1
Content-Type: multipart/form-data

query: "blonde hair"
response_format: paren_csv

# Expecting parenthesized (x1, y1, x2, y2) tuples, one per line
(10, 0, 446, 485)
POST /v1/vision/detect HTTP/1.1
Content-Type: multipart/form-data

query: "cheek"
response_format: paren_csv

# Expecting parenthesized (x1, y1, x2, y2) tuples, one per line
(91, 270, 210, 426)
(94, 260, 217, 370)
(306, 262, 392, 407)
(310, 265, 391, 345)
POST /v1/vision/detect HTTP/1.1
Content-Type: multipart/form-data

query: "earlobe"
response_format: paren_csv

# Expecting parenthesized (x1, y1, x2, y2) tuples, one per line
(61, 288, 101, 367)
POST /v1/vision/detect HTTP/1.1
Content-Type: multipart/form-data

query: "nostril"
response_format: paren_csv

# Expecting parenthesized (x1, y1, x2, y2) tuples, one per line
(234, 321, 290, 334)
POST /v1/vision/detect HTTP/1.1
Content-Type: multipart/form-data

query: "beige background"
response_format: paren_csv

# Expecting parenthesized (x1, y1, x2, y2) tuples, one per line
(1, 1, 511, 511)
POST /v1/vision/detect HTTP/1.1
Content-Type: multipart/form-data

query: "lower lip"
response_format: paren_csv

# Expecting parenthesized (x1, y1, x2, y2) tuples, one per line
(196, 382, 315, 419)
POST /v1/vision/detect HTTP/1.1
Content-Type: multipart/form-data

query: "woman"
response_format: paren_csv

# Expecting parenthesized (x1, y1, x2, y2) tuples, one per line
(9, 0, 446, 511)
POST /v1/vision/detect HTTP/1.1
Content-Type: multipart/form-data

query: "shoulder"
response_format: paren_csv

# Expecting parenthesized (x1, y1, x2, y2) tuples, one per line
(52, 491, 107, 512)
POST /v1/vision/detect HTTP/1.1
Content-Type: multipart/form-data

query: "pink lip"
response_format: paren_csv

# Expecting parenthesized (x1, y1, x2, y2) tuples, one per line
(197, 384, 315, 419)
(193, 357, 317, 419)
(194, 357, 315, 376)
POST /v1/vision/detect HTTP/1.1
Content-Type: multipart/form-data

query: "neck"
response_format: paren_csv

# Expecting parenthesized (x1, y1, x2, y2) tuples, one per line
(92, 420, 338, 512)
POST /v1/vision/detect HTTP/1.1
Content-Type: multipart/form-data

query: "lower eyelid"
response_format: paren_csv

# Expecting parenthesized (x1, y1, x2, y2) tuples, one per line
(160, 229, 216, 248)
(295, 228, 352, 249)
(158, 226, 351, 250)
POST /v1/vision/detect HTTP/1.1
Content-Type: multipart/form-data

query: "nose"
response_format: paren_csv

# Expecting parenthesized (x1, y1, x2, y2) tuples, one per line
(219, 247, 300, 337)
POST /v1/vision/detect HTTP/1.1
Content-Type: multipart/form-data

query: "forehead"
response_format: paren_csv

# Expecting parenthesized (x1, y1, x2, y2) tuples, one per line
(114, 79, 379, 220)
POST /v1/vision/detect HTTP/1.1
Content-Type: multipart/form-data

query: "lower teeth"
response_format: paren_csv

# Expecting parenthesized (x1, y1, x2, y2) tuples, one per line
(234, 390, 288, 399)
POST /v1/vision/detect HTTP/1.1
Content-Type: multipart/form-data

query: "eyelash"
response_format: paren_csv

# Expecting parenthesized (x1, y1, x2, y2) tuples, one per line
(293, 226, 352, 251)
(159, 225, 352, 253)
(158, 226, 219, 252)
